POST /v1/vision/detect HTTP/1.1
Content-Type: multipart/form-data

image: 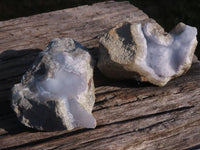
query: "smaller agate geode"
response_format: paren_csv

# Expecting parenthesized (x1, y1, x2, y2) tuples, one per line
(12, 38, 96, 131)
(98, 22, 198, 86)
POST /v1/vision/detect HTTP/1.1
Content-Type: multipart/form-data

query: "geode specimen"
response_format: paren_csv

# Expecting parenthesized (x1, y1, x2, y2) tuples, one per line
(12, 38, 96, 131)
(98, 22, 198, 86)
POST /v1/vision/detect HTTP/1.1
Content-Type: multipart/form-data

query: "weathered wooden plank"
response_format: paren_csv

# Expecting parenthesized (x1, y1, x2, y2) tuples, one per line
(0, 1, 200, 150)
(0, 1, 149, 51)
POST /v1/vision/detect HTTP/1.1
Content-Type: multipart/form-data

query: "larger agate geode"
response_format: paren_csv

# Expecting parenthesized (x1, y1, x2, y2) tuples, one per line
(12, 38, 96, 131)
(98, 22, 198, 86)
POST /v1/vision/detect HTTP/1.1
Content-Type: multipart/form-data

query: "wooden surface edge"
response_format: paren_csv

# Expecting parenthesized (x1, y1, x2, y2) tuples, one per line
(0, 1, 200, 150)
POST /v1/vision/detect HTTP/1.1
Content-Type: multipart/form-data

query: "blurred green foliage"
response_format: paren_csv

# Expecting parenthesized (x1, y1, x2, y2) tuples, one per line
(0, 0, 199, 57)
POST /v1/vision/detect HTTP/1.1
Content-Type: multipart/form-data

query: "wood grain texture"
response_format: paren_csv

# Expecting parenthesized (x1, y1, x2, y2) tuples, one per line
(0, 1, 200, 150)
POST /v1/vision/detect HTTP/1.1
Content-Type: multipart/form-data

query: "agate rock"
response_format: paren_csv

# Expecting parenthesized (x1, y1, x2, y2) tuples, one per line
(12, 38, 96, 131)
(98, 22, 198, 86)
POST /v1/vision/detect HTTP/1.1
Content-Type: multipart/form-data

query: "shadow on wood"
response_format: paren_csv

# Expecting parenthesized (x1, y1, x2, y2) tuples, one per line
(0, 49, 42, 135)
(84, 47, 153, 88)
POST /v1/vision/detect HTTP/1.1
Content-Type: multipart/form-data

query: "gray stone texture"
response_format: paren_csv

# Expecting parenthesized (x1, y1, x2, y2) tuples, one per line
(98, 22, 197, 86)
(12, 38, 96, 131)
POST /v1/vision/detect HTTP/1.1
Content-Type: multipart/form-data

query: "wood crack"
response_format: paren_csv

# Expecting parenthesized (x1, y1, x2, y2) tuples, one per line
(185, 144, 200, 150)
(76, 119, 172, 150)
(96, 106, 194, 128)
(2, 128, 90, 150)
(2, 106, 193, 150)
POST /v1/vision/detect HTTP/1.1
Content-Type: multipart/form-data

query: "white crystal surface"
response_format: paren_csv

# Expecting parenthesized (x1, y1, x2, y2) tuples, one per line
(37, 70, 85, 99)
(133, 23, 197, 85)
(36, 51, 96, 129)
(98, 22, 197, 86)
(12, 38, 96, 131)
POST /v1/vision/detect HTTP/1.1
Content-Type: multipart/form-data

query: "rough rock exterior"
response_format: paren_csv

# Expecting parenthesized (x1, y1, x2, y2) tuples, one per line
(12, 38, 96, 131)
(98, 22, 198, 86)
